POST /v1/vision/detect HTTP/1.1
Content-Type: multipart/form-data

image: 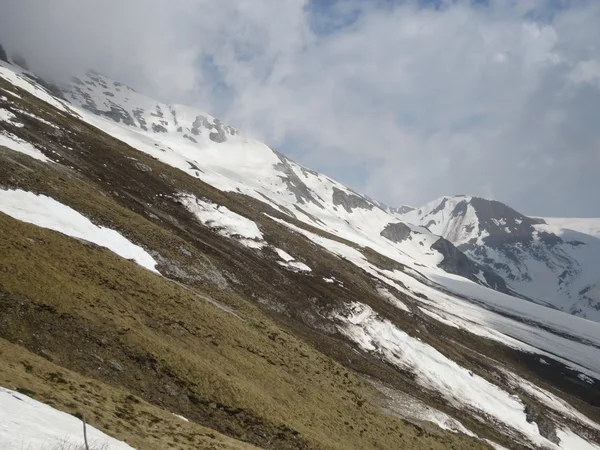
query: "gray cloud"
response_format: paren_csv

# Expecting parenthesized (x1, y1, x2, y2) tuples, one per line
(1, 0, 599, 216)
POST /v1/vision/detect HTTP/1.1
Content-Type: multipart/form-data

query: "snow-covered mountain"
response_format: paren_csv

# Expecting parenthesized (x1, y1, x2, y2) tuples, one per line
(401, 196, 600, 320)
(3, 57, 600, 450)
(60, 70, 511, 292)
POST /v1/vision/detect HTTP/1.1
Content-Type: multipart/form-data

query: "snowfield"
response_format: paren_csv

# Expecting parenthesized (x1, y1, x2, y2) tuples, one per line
(0, 387, 135, 450)
(0, 189, 159, 273)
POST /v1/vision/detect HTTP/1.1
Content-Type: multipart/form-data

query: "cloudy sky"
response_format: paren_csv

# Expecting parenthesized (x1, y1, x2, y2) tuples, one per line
(1, 0, 599, 216)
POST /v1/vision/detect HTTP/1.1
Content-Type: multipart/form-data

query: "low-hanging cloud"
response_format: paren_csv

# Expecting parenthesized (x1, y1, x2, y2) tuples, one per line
(1, 0, 599, 216)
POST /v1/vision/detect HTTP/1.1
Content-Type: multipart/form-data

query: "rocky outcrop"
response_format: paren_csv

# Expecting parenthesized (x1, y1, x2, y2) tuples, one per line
(0, 44, 8, 63)
(432, 237, 509, 293)
(381, 222, 412, 243)
(332, 187, 374, 213)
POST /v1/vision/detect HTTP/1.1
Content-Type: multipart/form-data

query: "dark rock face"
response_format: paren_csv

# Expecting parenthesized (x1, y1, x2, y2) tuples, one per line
(466, 197, 549, 249)
(132, 108, 148, 131)
(432, 237, 509, 293)
(332, 187, 374, 213)
(524, 403, 559, 444)
(381, 222, 412, 243)
(379, 203, 415, 215)
(451, 198, 571, 288)
(273, 152, 325, 208)
(191, 115, 237, 143)
(0, 44, 8, 63)
(152, 123, 168, 133)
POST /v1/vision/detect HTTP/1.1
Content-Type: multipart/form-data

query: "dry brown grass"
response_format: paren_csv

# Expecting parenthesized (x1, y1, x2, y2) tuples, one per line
(0, 211, 490, 450)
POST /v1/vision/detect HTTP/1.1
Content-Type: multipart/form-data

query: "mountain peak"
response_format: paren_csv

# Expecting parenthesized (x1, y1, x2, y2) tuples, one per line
(401, 194, 600, 319)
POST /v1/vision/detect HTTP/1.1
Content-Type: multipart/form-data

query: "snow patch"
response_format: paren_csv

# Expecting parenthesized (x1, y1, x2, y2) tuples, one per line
(578, 373, 595, 385)
(273, 247, 312, 273)
(377, 287, 410, 313)
(179, 193, 264, 247)
(0, 108, 22, 126)
(0, 131, 50, 162)
(556, 429, 600, 450)
(274, 247, 295, 262)
(0, 189, 159, 273)
(0, 386, 135, 449)
(278, 260, 312, 273)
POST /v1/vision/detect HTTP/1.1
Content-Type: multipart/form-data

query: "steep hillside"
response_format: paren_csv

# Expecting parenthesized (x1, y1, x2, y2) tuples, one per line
(401, 196, 600, 321)
(1, 59, 600, 449)
(60, 70, 509, 292)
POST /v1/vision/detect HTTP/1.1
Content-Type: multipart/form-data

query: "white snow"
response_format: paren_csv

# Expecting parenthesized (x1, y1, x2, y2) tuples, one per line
(273, 247, 312, 272)
(377, 287, 410, 313)
(0, 386, 135, 449)
(0, 131, 50, 162)
(0, 189, 159, 273)
(579, 373, 595, 385)
(556, 429, 600, 450)
(542, 217, 600, 239)
(0, 61, 73, 113)
(172, 413, 189, 422)
(336, 303, 541, 443)
(336, 302, 594, 449)
(179, 194, 264, 246)
(278, 260, 312, 272)
(0, 107, 22, 126)
(502, 369, 600, 433)
(274, 247, 295, 262)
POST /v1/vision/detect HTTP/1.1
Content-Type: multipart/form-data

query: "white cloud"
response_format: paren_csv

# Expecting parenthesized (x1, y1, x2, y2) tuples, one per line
(1, 0, 599, 216)
(568, 60, 600, 87)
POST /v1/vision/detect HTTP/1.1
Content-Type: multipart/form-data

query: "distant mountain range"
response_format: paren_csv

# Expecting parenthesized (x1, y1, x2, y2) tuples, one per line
(399, 196, 600, 321)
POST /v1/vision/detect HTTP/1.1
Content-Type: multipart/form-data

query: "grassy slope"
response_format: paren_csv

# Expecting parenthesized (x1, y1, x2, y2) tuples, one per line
(0, 210, 487, 450)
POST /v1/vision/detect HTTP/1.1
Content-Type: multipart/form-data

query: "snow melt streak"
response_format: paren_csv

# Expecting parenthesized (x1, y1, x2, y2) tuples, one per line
(336, 302, 577, 449)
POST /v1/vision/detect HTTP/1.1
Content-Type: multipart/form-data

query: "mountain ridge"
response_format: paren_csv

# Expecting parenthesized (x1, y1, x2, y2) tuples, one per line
(401, 195, 600, 320)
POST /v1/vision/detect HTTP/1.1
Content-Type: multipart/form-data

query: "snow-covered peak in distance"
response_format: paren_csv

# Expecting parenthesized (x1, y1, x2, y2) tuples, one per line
(402, 195, 600, 321)
(60, 71, 503, 290)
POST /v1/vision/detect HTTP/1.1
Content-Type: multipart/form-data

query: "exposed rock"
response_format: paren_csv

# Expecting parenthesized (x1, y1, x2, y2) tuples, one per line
(524, 403, 559, 444)
(132, 108, 148, 131)
(107, 359, 124, 372)
(381, 222, 412, 243)
(0, 44, 8, 63)
(152, 123, 168, 133)
(332, 187, 374, 213)
(273, 152, 325, 208)
(134, 162, 152, 173)
(432, 237, 509, 293)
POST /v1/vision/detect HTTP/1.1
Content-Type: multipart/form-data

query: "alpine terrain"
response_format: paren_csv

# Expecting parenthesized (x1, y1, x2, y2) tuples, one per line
(400, 196, 600, 321)
(1, 49, 600, 450)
